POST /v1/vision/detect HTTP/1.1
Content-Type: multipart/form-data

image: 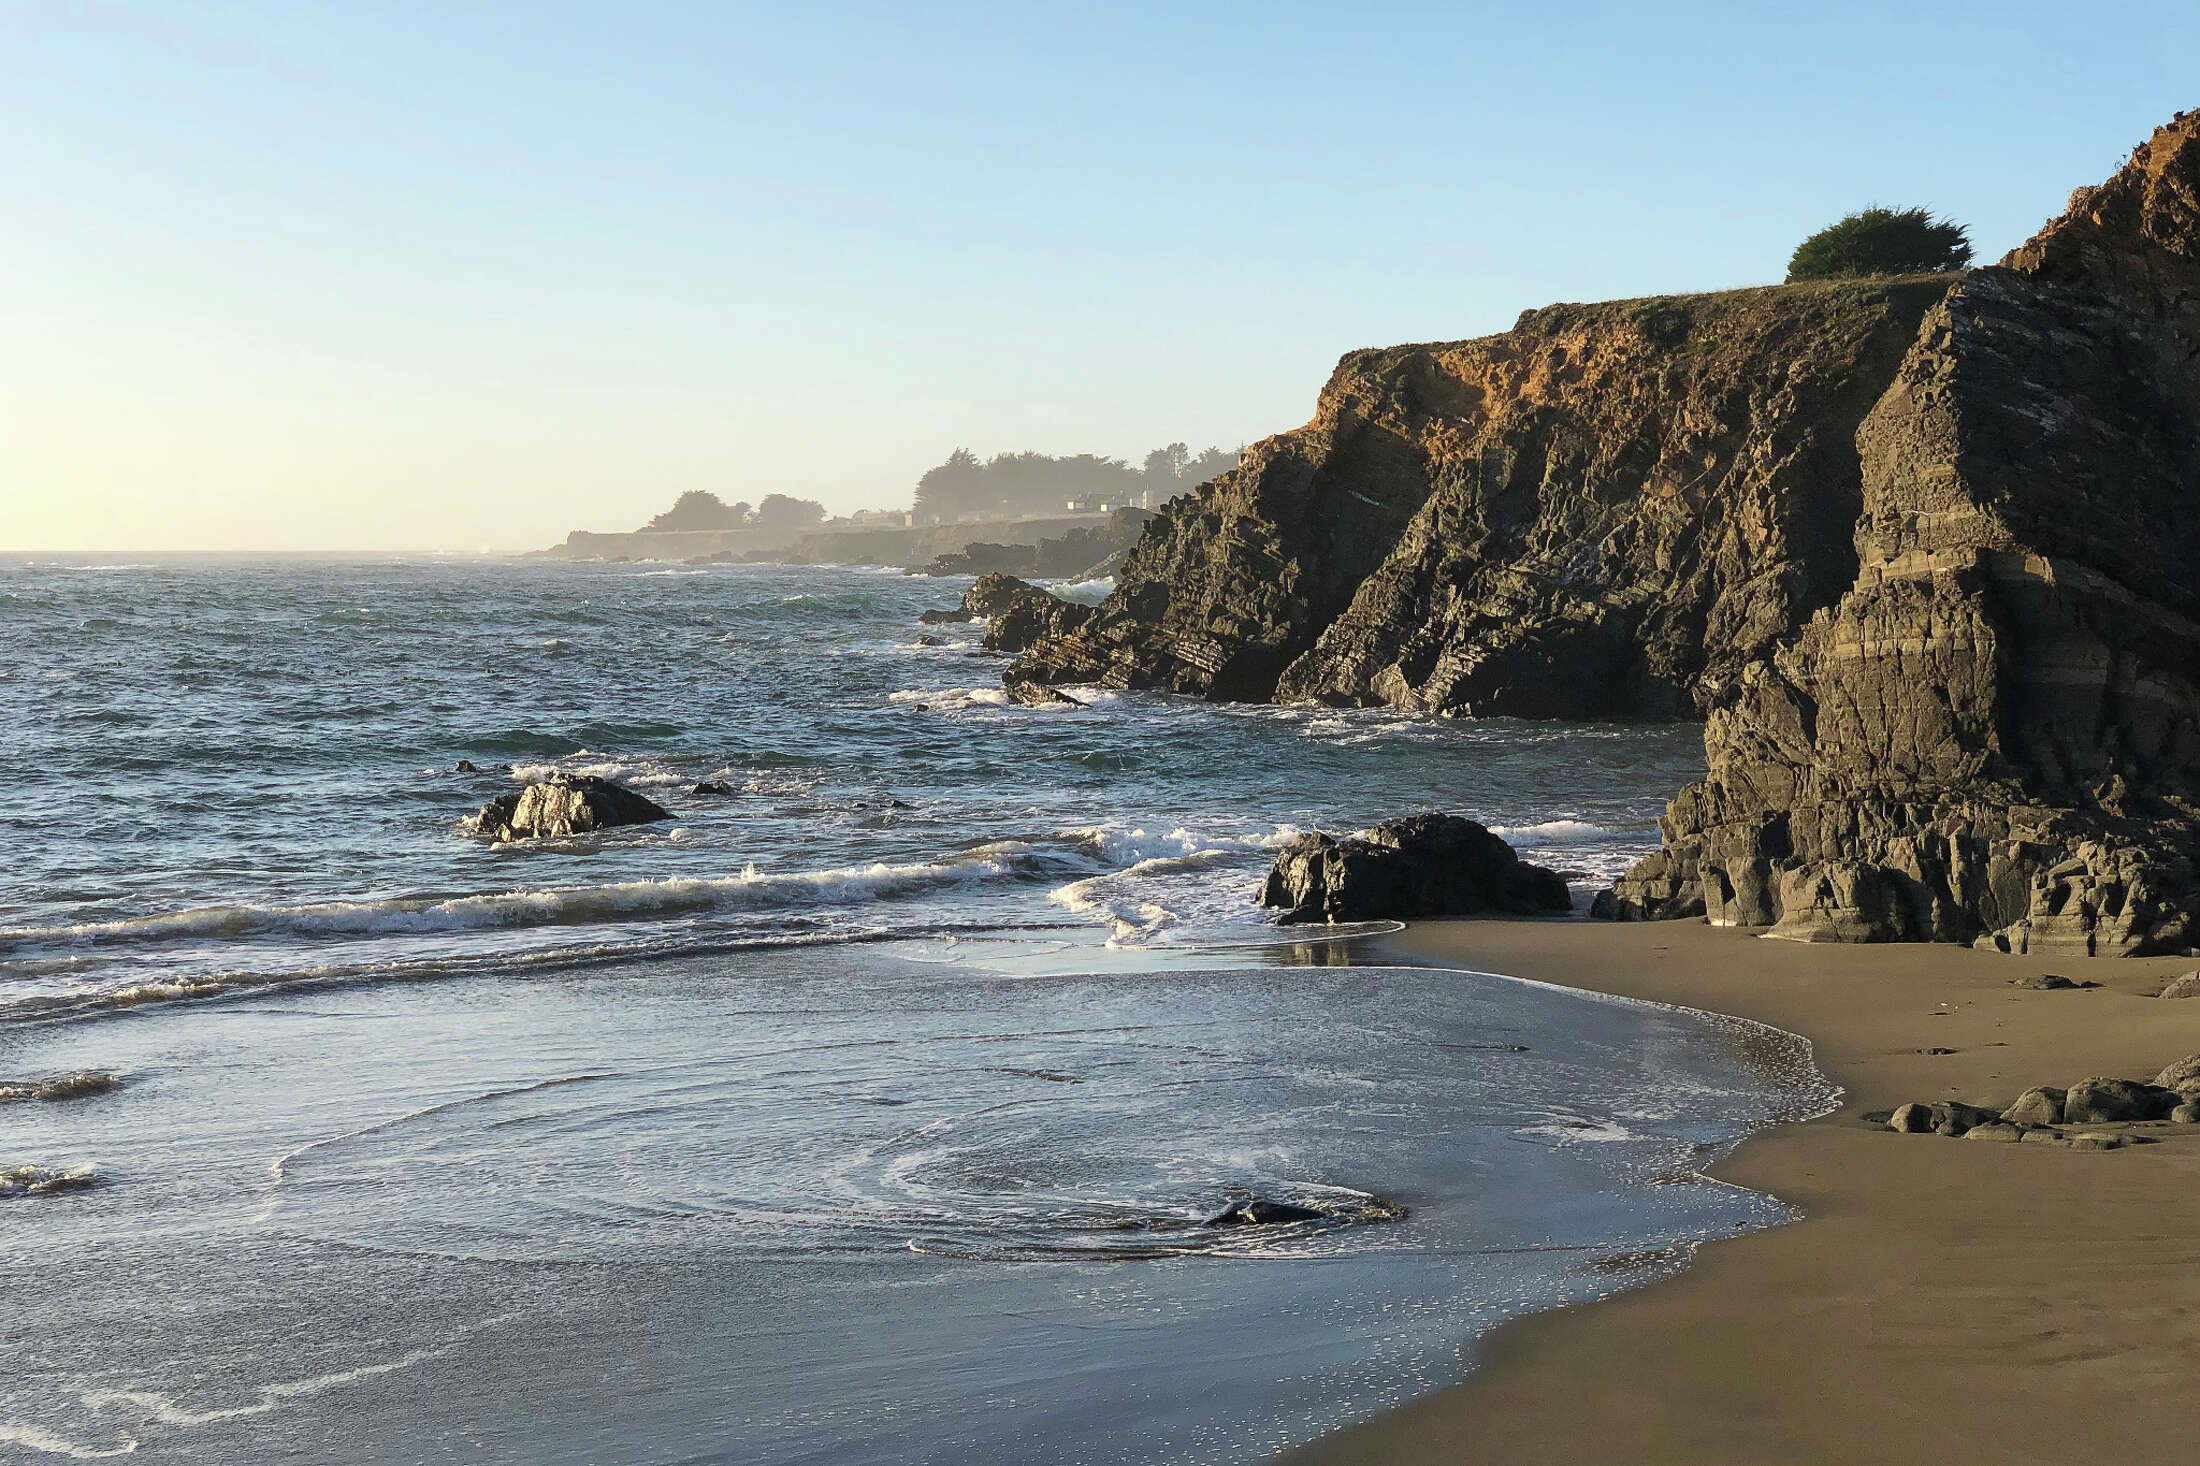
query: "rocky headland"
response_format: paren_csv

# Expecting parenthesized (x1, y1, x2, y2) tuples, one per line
(994, 111, 2200, 956)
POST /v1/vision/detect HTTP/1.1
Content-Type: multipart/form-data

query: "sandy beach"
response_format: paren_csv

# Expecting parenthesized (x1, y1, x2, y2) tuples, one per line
(1297, 917, 2200, 1466)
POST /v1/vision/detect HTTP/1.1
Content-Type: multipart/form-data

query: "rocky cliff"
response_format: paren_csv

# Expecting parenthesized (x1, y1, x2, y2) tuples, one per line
(1006, 278, 1950, 714)
(1606, 113, 2200, 955)
(1007, 109, 2200, 955)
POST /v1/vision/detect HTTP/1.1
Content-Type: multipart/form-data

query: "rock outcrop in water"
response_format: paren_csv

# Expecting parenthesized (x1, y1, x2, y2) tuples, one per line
(1604, 113, 2200, 954)
(959, 572, 1097, 655)
(0, 1073, 120, 1104)
(1261, 814, 1572, 924)
(1010, 110, 2200, 955)
(474, 774, 672, 842)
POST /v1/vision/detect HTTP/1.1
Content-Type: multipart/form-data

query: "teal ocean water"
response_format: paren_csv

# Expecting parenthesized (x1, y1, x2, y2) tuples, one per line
(0, 556, 1829, 1463)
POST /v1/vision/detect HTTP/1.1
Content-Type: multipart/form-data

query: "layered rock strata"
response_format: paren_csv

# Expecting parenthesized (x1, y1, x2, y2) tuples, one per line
(1004, 279, 1950, 714)
(1607, 114, 2200, 954)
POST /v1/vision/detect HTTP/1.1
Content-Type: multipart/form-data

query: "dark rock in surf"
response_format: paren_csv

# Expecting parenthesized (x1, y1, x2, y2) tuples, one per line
(917, 607, 978, 625)
(454, 760, 479, 774)
(916, 634, 945, 647)
(0, 1165, 96, 1198)
(473, 773, 672, 842)
(1206, 1198, 1326, 1227)
(690, 780, 737, 797)
(961, 573, 1097, 655)
(1002, 669, 1085, 708)
(1261, 814, 1572, 924)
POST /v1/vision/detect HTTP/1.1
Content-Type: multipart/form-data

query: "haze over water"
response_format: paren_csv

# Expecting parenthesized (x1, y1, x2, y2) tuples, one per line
(0, 556, 1830, 1462)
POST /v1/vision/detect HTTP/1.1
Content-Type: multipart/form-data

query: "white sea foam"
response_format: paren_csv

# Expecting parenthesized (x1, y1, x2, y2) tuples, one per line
(0, 1421, 136, 1458)
(1516, 1116, 1637, 1145)
(0, 855, 1046, 954)
(505, 758, 688, 790)
(889, 686, 1012, 710)
(1486, 819, 1643, 848)
(1056, 823, 1300, 866)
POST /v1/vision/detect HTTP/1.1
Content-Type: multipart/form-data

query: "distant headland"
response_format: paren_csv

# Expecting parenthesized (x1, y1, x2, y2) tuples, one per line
(527, 442, 1239, 575)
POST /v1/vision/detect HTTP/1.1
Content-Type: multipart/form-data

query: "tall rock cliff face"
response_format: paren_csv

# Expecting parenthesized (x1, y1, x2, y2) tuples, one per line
(1609, 113, 2200, 955)
(1006, 108, 2200, 956)
(1007, 280, 1950, 714)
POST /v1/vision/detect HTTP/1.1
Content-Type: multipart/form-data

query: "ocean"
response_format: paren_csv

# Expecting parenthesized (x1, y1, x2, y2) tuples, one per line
(0, 555, 1831, 1463)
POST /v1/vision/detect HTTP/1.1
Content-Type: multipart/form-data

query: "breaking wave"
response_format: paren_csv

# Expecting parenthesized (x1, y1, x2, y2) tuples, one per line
(0, 852, 1084, 956)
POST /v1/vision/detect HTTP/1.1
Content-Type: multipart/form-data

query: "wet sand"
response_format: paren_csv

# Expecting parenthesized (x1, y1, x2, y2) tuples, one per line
(1297, 918, 2200, 1466)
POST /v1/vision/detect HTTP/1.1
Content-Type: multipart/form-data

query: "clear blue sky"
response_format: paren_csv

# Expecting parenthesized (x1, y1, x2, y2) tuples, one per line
(5, 1, 2192, 550)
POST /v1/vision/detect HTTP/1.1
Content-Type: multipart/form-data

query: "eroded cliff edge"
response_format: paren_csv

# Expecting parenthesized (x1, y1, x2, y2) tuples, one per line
(1008, 277, 1949, 716)
(1003, 110, 2200, 955)
(1607, 114, 2200, 955)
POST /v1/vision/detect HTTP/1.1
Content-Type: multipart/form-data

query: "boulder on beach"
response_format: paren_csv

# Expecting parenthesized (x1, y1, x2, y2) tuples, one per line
(474, 773, 672, 842)
(2156, 970, 2200, 999)
(2000, 1086, 2066, 1128)
(2153, 1053, 2200, 1091)
(2063, 1077, 2174, 1124)
(1887, 1100, 2000, 1136)
(1260, 813, 1573, 924)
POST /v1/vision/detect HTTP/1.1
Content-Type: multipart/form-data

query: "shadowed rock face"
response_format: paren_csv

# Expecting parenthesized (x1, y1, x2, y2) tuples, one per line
(1260, 814, 1572, 924)
(1608, 113, 2200, 954)
(1002, 279, 1948, 716)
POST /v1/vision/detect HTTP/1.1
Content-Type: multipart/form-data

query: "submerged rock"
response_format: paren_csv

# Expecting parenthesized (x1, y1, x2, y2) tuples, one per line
(474, 774, 672, 842)
(0, 1166, 96, 1198)
(0, 1073, 120, 1104)
(690, 780, 738, 797)
(1261, 813, 1572, 924)
(1001, 670, 1084, 708)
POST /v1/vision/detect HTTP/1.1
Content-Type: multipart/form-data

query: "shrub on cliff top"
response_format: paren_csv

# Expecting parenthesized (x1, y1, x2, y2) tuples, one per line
(1786, 206, 1972, 282)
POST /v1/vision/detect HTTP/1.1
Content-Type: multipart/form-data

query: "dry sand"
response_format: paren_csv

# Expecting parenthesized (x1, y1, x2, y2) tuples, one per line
(1294, 917, 2200, 1466)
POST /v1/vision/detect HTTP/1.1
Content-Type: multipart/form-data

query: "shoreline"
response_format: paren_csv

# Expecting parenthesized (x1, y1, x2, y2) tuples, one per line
(1295, 917, 2200, 1466)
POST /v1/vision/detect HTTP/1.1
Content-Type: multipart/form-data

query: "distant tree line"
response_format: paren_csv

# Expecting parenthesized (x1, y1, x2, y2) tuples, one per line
(639, 491, 827, 533)
(913, 442, 1240, 523)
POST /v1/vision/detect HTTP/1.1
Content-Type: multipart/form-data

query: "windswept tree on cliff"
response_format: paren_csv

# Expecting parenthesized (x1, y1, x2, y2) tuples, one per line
(1785, 206, 1972, 282)
(641, 490, 751, 532)
(753, 493, 828, 530)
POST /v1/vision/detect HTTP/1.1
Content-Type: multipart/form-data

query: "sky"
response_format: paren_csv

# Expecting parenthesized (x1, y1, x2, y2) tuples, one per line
(4, 2, 2196, 553)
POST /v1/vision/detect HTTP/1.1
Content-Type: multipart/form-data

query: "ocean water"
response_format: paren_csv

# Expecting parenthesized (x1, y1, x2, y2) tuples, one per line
(0, 556, 1830, 1463)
